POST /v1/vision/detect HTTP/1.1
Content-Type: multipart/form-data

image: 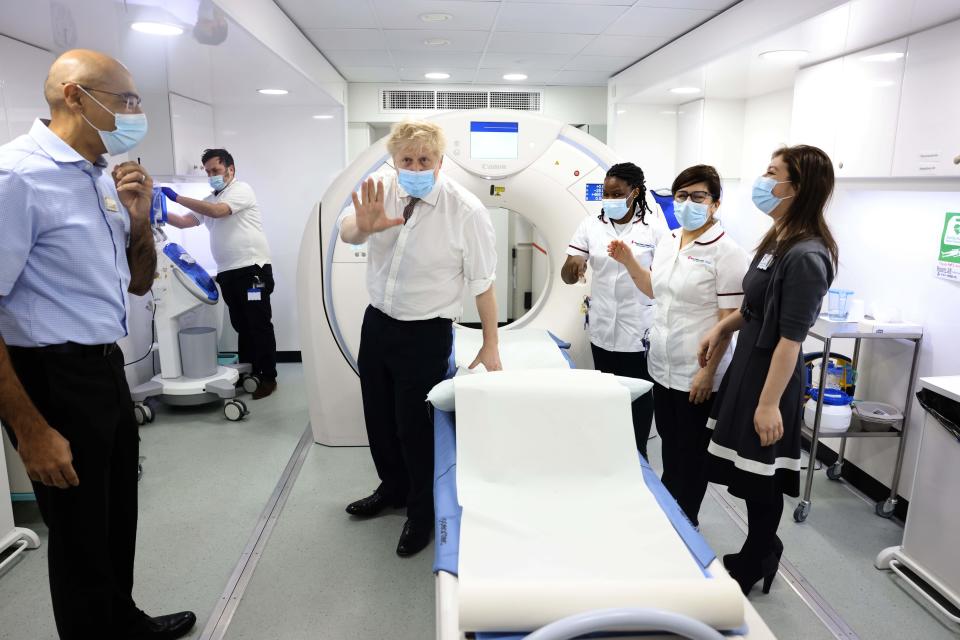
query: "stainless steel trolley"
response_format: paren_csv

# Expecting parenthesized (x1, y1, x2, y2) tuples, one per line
(794, 321, 923, 523)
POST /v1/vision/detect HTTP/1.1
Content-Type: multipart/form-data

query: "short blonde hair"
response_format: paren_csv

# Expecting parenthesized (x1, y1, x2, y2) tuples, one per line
(387, 120, 446, 158)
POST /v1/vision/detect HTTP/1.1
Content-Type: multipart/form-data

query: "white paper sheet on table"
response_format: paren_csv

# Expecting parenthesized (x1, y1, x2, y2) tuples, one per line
(454, 369, 743, 632)
(454, 327, 570, 370)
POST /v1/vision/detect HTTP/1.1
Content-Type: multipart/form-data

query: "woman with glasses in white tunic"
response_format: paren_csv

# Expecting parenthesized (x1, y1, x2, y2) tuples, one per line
(609, 164, 749, 527)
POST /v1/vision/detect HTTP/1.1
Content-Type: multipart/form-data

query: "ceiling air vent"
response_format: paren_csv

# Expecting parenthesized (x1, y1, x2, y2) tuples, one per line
(490, 91, 541, 111)
(381, 89, 436, 111)
(437, 90, 488, 110)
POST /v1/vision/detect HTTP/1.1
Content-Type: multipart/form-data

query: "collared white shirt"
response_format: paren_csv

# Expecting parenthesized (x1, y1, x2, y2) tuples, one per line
(196, 180, 272, 273)
(357, 170, 496, 321)
(566, 209, 668, 352)
(647, 222, 749, 392)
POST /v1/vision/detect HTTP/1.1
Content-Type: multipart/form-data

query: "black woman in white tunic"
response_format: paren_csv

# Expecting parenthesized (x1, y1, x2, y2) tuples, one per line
(609, 165, 748, 527)
(698, 145, 838, 596)
(561, 163, 667, 458)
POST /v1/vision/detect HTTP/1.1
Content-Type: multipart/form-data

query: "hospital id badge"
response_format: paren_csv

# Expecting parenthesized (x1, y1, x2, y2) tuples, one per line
(757, 253, 774, 271)
(247, 288, 262, 301)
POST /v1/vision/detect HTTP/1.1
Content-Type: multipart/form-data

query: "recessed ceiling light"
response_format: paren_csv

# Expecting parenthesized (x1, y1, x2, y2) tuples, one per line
(503, 73, 528, 81)
(759, 49, 809, 62)
(312, 114, 334, 119)
(669, 87, 700, 95)
(425, 72, 451, 80)
(257, 89, 289, 95)
(424, 38, 451, 47)
(616, 109, 627, 114)
(131, 22, 183, 36)
(420, 12, 452, 23)
(862, 52, 905, 63)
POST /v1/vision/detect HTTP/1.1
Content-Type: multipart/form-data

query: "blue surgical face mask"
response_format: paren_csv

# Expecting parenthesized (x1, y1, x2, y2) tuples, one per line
(209, 175, 226, 191)
(78, 86, 148, 156)
(602, 198, 629, 221)
(398, 168, 436, 198)
(752, 176, 793, 215)
(674, 200, 711, 231)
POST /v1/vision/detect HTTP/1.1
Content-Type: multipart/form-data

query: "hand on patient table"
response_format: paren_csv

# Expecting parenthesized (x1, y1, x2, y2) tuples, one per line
(469, 343, 502, 372)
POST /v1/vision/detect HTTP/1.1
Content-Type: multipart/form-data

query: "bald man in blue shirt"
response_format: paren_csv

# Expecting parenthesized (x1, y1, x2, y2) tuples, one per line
(0, 50, 195, 639)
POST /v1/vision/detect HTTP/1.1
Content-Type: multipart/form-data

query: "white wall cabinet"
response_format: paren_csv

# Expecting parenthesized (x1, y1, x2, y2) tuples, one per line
(892, 19, 960, 177)
(675, 98, 745, 179)
(169, 93, 215, 176)
(790, 58, 843, 162)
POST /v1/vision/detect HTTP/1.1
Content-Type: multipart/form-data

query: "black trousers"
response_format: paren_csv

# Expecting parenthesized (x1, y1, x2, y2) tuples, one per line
(590, 344, 655, 458)
(653, 382, 715, 527)
(216, 263, 277, 380)
(357, 306, 452, 525)
(5, 346, 140, 640)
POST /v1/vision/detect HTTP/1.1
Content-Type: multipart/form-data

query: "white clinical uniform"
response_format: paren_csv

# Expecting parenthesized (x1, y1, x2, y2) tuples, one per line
(192, 180, 272, 272)
(647, 222, 749, 392)
(362, 170, 497, 321)
(566, 210, 668, 352)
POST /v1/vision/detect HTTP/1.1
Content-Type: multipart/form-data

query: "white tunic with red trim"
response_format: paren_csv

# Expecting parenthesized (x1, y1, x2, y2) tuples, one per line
(647, 221, 749, 392)
(566, 209, 668, 352)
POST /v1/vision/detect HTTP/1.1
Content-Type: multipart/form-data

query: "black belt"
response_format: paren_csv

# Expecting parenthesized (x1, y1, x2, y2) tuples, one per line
(20, 342, 119, 357)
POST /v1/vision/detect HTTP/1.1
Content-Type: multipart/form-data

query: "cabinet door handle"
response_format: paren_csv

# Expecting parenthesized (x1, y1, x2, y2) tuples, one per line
(954, 154, 960, 165)
(918, 152, 940, 159)
(918, 164, 938, 171)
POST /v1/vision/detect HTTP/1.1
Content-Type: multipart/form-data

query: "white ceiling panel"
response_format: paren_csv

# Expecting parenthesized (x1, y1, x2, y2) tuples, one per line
(606, 6, 715, 37)
(548, 70, 610, 85)
(305, 29, 390, 51)
(274, 0, 378, 30)
(479, 52, 575, 69)
(392, 50, 484, 67)
(563, 55, 637, 72)
(322, 50, 395, 68)
(398, 67, 479, 82)
(336, 66, 401, 82)
(372, 0, 500, 31)
(383, 29, 490, 51)
(579, 34, 667, 56)
(496, 2, 628, 34)
(632, 0, 737, 9)
(473, 68, 559, 83)
(486, 31, 594, 54)
(501, 0, 634, 4)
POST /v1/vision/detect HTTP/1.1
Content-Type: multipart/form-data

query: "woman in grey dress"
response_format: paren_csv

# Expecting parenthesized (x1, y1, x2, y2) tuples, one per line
(698, 145, 838, 596)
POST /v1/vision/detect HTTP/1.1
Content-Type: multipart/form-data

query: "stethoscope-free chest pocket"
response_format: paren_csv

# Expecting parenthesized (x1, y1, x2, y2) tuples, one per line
(674, 255, 716, 305)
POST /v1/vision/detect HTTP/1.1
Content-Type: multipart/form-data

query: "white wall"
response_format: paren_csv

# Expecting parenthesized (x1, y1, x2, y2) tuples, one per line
(347, 122, 372, 163)
(213, 104, 346, 352)
(608, 104, 678, 194)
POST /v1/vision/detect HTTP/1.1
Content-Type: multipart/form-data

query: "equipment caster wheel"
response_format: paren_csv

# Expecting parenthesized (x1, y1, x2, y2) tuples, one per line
(875, 499, 896, 519)
(826, 462, 843, 481)
(133, 403, 153, 425)
(224, 400, 247, 421)
(242, 374, 261, 394)
(793, 502, 810, 523)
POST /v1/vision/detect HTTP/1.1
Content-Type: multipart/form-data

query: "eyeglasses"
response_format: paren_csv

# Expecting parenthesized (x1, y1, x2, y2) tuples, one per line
(63, 82, 142, 111)
(674, 190, 712, 204)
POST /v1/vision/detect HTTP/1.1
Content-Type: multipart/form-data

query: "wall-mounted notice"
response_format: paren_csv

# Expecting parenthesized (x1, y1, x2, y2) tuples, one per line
(938, 212, 960, 282)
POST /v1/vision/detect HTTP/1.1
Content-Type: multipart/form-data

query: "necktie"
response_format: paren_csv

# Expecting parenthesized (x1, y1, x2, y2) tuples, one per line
(403, 197, 420, 224)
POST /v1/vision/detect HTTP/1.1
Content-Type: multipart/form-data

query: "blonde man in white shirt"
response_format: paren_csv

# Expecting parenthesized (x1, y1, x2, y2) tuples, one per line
(339, 120, 502, 557)
(561, 162, 667, 459)
(609, 164, 748, 528)
(164, 149, 277, 399)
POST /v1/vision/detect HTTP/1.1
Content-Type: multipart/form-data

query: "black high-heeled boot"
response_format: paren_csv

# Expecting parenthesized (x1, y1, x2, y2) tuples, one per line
(732, 537, 783, 596)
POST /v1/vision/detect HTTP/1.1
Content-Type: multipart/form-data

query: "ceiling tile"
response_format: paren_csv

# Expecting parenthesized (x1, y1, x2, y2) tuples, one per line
(502, 0, 634, 4)
(392, 51, 483, 67)
(563, 55, 637, 72)
(383, 29, 490, 51)
(473, 68, 558, 84)
(486, 31, 593, 55)
(480, 52, 575, 70)
(322, 50, 395, 68)
(580, 34, 666, 56)
(372, 0, 499, 31)
(337, 66, 402, 82)
(275, 0, 378, 29)
(497, 2, 628, 34)
(548, 69, 610, 85)
(398, 67, 479, 82)
(630, 0, 735, 9)
(305, 29, 389, 51)
(605, 6, 716, 37)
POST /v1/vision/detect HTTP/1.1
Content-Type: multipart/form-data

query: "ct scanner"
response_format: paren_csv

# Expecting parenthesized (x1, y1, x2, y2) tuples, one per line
(297, 110, 621, 446)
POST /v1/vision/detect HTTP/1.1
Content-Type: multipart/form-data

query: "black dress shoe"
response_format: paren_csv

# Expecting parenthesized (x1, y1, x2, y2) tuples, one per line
(345, 491, 405, 517)
(126, 610, 197, 640)
(396, 519, 432, 557)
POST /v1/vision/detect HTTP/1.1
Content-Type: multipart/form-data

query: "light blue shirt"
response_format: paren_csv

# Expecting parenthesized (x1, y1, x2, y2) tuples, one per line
(0, 119, 132, 347)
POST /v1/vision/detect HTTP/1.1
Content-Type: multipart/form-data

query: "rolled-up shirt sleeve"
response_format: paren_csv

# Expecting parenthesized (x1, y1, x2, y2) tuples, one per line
(566, 217, 590, 257)
(780, 249, 832, 342)
(715, 242, 749, 309)
(0, 170, 34, 296)
(462, 207, 497, 297)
